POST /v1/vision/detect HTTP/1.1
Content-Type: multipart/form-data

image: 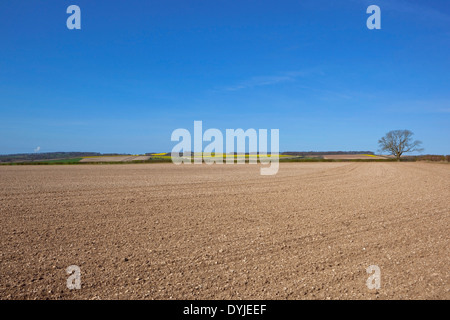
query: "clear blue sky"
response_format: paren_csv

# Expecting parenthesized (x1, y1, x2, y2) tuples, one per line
(1, 0, 449, 154)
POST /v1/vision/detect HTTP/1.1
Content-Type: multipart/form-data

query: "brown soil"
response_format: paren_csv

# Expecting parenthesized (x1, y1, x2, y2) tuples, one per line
(0, 162, 448, 300)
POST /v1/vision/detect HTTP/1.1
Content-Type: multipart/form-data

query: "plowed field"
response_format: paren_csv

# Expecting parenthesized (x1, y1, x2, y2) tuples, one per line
(0, 162, 448, 299)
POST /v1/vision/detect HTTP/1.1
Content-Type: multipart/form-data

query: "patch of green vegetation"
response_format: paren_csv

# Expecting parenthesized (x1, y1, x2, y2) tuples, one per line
(39, 158, 83, 163)
(1, 158, 84, 165)
(0, 152, 100, 163)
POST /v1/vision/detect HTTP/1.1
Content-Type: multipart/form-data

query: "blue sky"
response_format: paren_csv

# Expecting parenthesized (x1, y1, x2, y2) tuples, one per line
(0, 0, 449, 154)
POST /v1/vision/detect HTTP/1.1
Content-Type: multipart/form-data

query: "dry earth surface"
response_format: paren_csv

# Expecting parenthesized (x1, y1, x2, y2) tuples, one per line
(0, 162, 448, 300)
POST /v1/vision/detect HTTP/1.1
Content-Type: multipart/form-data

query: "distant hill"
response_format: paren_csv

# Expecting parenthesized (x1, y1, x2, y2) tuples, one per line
(0, 152, 103, 163)
(0, 151, 376, 163)
(148, 151, 376, 156)
(282, 151, 375, 156)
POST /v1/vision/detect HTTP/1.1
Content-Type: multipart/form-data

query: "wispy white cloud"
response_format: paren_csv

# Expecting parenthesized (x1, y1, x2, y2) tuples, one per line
(219, 70, 314, 92)
(295, 84, 356, 100)
(34, 146, 41, 152)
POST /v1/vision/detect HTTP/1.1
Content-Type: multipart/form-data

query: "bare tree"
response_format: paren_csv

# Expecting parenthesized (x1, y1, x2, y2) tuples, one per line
(378, 130, 423, 161)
